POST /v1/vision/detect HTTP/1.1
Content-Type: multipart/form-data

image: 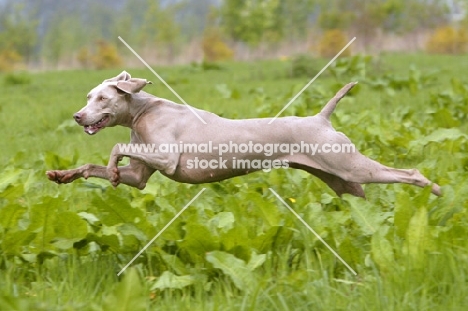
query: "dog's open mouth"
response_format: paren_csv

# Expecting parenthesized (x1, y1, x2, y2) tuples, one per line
(84, 115, 110, 135)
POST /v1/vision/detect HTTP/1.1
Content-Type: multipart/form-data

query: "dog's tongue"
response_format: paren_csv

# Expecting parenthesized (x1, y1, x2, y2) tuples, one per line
(84, 125, 99, 135)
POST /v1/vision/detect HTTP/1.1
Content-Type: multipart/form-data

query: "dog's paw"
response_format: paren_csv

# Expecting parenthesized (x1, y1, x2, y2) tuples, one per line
(46, 170, 75, 184)
(432, 183, 442, 197)
(107, 167, 120, 187)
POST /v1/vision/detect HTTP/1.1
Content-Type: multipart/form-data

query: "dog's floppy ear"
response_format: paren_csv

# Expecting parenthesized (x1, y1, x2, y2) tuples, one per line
(103, 71, 131, 83)
(115, 78, 152, 94)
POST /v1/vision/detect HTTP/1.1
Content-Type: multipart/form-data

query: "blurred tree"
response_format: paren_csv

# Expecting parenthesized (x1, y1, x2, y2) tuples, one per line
(426, 26, 468, 54)
(280, 0, 316, 40)
(0, 49, 22, 72)
(398, 0, 447, 32)
(221, 0, 284, 46)
(351, 1, 388, 47)
(0, 0, 456, 69)
(318, 29, 351, 57)
(109, 1, 141, 44)
(202, 7, 234, 62)
(139, 0, 182, 60)
(317, 10, 355, 30)
(42, 14, 85, 67)
(0, 3, 37, 65)
(85, 1, 120, 43)
(92, 40, 123, 69)
(77, 47, 93, 69)
(316, 0, 449, 49)
(178, 0, 214, 39)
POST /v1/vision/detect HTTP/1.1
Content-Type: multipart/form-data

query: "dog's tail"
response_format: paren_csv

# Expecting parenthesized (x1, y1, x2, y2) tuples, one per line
(319, 82, 357, 120)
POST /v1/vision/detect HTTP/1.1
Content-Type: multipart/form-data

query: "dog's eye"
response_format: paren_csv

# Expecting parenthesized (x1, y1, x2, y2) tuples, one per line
(98, 96, 106, 101)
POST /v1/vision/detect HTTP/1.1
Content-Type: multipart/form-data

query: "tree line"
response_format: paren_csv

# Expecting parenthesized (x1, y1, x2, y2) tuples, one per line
(0, 0, 463, 70)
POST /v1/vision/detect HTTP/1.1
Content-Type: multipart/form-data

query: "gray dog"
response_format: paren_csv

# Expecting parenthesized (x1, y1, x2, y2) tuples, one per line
(46, 71, 441, 197)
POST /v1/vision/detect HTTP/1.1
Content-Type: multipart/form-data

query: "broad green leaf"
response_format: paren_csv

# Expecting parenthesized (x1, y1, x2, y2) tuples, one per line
(338, 237, 362, 266)
(42, 151, 77, 170)
(253, 226, 292, 253)
(0, 168, 23, 193)
(255, 195, 282, 226)
(413, 185, 433, 209)
(0, 184, 25, 202)
(409, 128, 467, 148)
(246, 251, 266, 270)
(2, 230, 36, 255)
(429, 184, 466, 226)
(208, 212, 235, 233)
(119, 222, 147, 240)
(206, 251, 257, 292)
(28, 197, 60, 253)
(93, 192, 145, 226)
(344, 196, 390, 235)
(78, 212, 101, 225)
(394, 192, 413, 238)
(0, 204, 27, 231)
(154, 197, 177, 213)
(158, 250, 189, 275)
(404, 207, 428, 265)
(433, 108, 460, 128)
(150, 271, 195, 290)
(103, 268, 146, 311)
(178, 224, 219, 263)
(371, 226, 395, 272)
(220, 225, 249, 251)
(320, 193, 335, 204)
(52, 211, 88, 249)
(450, 77, 467, 94)
(119, 223, 148, 250)
(87, 225, 122, 252)
(23, 169, 43, 193)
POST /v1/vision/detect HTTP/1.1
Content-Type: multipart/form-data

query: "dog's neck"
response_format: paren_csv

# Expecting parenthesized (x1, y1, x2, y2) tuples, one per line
(123, 91, 168, 129)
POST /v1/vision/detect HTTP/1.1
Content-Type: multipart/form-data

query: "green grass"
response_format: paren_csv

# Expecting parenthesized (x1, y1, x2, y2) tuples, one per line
(0, 53, 468, 310)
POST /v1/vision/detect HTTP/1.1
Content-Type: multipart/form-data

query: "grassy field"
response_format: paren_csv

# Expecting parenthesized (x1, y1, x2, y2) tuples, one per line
(0, 53, 467, 310)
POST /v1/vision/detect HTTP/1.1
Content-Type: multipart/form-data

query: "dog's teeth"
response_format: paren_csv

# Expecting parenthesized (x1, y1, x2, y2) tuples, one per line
(95, 117, 106, 126)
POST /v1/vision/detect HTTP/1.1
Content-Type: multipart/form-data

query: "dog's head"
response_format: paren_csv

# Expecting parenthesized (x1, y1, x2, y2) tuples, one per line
(73, 71, 152, 135)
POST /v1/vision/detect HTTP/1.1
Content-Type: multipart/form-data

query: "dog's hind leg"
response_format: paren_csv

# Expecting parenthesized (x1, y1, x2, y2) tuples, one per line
(331, 156, 442, 196)
(289, 163, 366, 198)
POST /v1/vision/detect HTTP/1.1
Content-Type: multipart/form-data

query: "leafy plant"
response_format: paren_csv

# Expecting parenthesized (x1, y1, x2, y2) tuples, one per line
(329, 54, 373, 80)
(206, 250, 265, 292)
(289, 54, 319, 78)
(3, 72, 31, 85)
(0, 55, 467, 309)
(215, 84, 241, 99)
(365, 64, 438, 95)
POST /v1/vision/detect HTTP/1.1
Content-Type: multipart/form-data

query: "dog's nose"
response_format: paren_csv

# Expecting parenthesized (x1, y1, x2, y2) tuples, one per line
(73, 113, 82, 122)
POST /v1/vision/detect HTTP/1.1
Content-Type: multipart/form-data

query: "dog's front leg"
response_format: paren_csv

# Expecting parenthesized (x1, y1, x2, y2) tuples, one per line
(107, 143, 179, 187)
(47, 165, 94, 184)
(47, 160, 155, 189)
